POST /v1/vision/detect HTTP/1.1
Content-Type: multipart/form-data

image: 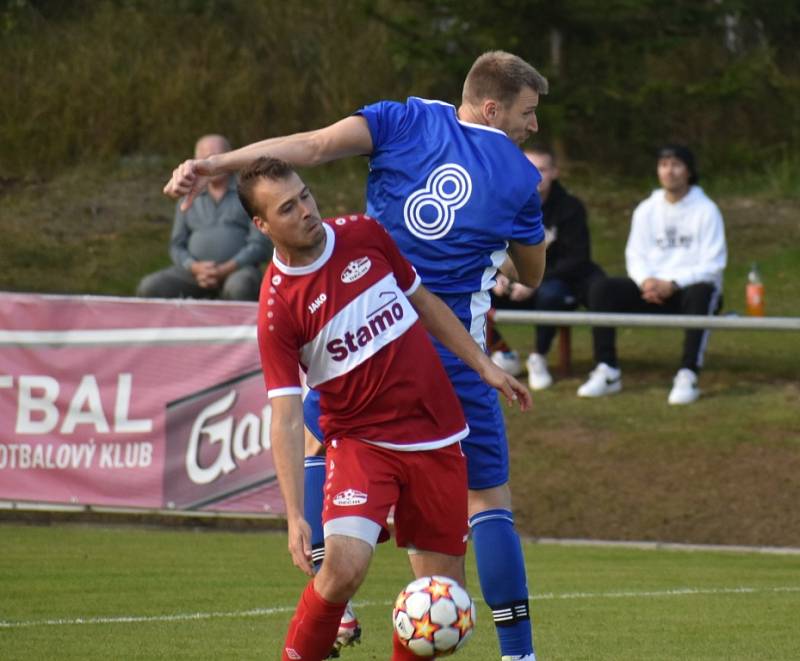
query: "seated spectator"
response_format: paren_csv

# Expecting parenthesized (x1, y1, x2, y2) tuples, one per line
(577, 145, 727, 405)
(491, 146, 604, 390)
(136, 134, 271, 301)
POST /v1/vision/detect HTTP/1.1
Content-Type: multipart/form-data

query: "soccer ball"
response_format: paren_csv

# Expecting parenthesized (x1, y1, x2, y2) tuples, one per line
(393, 575, 476, 656)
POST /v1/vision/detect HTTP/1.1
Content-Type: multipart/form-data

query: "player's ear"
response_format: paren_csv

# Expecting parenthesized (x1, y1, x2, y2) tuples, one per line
(253, 215, 270, 237)
(482, 99, 499, 125)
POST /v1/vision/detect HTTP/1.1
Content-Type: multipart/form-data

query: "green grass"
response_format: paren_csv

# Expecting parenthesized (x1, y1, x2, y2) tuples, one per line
(500, 322, 800, 546)
(1, 524, 799, 660)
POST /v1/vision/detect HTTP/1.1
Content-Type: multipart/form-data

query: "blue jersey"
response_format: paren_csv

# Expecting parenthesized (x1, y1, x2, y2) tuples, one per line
(356, 96, 545, 296)
(306, 97, 546, 488)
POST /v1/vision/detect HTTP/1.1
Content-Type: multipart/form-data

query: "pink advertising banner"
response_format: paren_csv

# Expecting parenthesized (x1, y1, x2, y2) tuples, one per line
(0, 293, 284, 515)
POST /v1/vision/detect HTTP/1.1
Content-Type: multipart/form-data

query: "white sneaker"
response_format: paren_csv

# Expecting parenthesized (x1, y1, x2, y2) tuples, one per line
(526, 353, 553, 390)
(501, 655, 536, 661)
(491, 350, 522, 377)
(668, 368, 700, 405)
(577, 363, 622, 398)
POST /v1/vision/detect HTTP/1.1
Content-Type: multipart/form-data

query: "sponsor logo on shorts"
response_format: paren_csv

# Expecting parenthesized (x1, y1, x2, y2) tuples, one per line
(333, 488, 368, 506)
(341, 257, 371, 283)
(285, 648, 302, 660)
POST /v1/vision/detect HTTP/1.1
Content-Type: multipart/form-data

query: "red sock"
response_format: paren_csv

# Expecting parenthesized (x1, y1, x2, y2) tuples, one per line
(282, 581, 347, 661)
(392, 631, 423, 660)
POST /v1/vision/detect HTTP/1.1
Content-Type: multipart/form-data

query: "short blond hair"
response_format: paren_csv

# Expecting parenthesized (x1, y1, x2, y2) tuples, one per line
(462, 51, 548, 106)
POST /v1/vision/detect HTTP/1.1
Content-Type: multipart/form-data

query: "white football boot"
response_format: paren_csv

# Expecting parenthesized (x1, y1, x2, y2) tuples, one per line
(668, 368, 700, 405)
(526, 353, 553, 390)
(577, 363, 622, 397)
(329, 601, 361, 657)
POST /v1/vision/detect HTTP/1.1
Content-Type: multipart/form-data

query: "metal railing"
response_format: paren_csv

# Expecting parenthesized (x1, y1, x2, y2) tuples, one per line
(491, 310, 799, 374)
(492, 310, 800, 331)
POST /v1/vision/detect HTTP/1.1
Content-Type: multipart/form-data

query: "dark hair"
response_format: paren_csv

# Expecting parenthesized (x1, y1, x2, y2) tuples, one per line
(237, 156, 296, 218)
(462, 50, 549, 107)
(524, 144, 557, 166)
(657, 144, 699, 185)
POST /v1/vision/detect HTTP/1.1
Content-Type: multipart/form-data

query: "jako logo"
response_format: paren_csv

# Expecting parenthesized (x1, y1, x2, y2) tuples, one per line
(341, 257, 371, 283)
(333, 488, 368, 506)
(307, 293, 327, 314)
(326, 293, 404, 361)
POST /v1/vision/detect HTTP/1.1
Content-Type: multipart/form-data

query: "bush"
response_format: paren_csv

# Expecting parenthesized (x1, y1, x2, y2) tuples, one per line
(0, 0, 402, 177)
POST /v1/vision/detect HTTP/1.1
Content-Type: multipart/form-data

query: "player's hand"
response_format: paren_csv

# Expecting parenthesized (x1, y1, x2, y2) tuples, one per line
(163, 158, 215, 211)
(479, 359, 532, 411)
(508, 282, 535, 302)
(286, 515, 314, 577)
(492, 273, 511, 297)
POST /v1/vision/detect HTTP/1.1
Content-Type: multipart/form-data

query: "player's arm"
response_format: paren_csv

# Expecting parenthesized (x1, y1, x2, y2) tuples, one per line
(270, 394, 315, 577)
(408, 285, 532, 411)
(507, 240, 546, 290)
(164, 116, 374, 210)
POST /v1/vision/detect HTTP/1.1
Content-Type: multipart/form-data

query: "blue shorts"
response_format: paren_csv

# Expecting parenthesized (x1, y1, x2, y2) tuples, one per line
(303, 389, 324, 442)
(303, 290, 509, 491)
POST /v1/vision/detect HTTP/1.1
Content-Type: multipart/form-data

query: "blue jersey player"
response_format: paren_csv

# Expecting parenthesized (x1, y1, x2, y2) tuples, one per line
(165, 51, 548, 661)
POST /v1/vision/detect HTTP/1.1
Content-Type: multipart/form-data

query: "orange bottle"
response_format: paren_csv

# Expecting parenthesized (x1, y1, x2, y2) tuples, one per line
(746, 263, 765, 316)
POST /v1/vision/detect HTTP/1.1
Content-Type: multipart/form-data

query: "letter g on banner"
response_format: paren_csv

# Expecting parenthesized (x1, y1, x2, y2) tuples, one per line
(403, 163, 472, 240)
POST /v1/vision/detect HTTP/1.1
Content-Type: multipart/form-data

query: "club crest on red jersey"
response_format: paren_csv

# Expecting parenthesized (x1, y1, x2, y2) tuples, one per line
(341, 257, 371, 283)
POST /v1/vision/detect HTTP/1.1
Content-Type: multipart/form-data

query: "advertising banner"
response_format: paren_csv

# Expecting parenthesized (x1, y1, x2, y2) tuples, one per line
(0, 293, 284, 515)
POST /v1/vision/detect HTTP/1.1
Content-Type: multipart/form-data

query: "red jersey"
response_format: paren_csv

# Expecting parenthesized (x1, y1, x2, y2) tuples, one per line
(257, 214, 467, 450)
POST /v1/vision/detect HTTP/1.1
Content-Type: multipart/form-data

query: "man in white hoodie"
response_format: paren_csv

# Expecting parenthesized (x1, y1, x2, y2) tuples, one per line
(577, 145, 727, 404)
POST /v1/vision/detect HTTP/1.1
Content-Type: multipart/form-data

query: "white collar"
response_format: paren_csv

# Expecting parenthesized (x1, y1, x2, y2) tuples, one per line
(271, 223, 334, 276)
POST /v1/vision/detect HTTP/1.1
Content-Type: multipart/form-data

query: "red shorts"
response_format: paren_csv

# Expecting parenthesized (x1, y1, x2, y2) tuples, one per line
(322, 439, 468, 557)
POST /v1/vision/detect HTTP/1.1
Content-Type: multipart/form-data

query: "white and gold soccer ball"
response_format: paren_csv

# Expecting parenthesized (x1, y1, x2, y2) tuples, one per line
(392, 575, 476, 656)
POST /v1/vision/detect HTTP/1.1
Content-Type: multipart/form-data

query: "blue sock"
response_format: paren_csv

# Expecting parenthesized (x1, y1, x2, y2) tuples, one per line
(303, 456, 326, 571)
(470, 508, 534, 657)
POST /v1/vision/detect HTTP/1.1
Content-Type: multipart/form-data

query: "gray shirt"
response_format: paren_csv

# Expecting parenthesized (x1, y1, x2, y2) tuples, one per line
(170, 176, 271, 270)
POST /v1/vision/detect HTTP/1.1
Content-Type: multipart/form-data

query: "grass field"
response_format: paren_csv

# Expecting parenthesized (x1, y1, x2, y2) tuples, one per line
(2, 524, 799, 660)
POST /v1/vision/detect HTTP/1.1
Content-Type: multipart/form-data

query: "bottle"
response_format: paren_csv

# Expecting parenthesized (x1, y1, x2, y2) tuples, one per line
(746, 263, 765, 316)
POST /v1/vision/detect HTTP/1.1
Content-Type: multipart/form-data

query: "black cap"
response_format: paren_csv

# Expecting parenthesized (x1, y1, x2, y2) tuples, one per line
(657, 144, 699, 185)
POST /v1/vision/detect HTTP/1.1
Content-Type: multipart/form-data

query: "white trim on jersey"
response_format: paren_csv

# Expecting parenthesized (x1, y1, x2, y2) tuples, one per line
(457, 118, 509, 136)
(271, 224, 335, 276)
(415, 97, 456, 108)
(404, 273, 422, 297)
(364, 425, 468, 452)
(414, 96, 509, 137)
(469, 290, 491, 350)
(300, 273, 419, 388)
(482, 245, 509, 292)
(267, 386, 303, 399)
(324, 515, 382, 548)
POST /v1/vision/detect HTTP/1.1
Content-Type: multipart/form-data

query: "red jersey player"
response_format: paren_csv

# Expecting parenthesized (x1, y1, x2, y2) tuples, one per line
(236, 157, 531, 661)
